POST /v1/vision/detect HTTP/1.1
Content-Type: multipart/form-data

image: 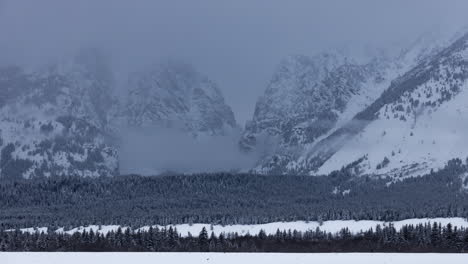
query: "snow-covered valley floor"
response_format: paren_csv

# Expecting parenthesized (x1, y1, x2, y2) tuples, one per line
(2, 253, 468, 264)
(12, 217, 468, 236)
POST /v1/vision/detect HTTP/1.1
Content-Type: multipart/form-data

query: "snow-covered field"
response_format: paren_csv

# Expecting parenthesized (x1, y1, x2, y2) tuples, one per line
(12, 217, 468, 237)
(141, 217, 468, 237)
(2, 253, 468, 264)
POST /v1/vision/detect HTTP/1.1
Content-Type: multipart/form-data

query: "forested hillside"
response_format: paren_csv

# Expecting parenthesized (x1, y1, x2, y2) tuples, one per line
(1, 158, 468, 229)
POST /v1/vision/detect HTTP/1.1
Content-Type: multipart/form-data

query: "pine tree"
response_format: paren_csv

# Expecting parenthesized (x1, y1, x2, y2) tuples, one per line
(145, 226, 155, 251)
(167, 226, 178, 251)
(258, 229, 267, 240)
(430, 222, 441, 246)
(198, 227, 209, 251)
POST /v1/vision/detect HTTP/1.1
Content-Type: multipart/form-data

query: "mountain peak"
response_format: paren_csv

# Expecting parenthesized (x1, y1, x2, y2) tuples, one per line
(122, 61, 237, 136)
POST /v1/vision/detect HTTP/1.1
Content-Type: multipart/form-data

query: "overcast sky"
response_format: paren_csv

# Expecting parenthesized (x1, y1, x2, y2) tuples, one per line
(1, 0, 468, 124)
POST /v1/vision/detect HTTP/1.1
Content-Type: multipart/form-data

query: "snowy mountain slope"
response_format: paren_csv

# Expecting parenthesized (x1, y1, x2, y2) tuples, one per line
(240, 52, 396, 174)
(0, 57, 240, 179)
(0, 51, 119, 179)
(311, 33, 468, 177)
(395, 26, 468, 69)
(3, 30, 468, 179)
(242, 29, 468, 176)
(240, 53, 345, 149)
(120, 61, 237, 137)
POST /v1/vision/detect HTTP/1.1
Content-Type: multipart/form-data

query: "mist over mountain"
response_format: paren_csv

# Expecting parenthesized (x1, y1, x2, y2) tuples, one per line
(2, 0, 468, 123)
(0, 54, 250, 177)
(119, 61, 237, 136)
(115, 61, 253, 175)
(7, 3, 468, 259)
(0, 50, 119, 178)
(314, 31, 468, 178)
(241, 27, 468, 177)
(1, 1, 468, 177)
(240, 52, 387, 174)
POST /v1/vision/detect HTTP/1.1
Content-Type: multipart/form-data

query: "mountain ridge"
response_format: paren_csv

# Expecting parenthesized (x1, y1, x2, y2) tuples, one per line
(0, 57, 238, 178)
(244, 31, 468, 177)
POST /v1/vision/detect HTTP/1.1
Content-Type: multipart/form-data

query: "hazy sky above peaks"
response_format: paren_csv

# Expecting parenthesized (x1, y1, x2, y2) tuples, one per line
(1, 0, 468, 124)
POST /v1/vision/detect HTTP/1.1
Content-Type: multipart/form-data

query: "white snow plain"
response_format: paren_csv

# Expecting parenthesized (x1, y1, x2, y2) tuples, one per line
(2, 253, 468, 264)
(12, 217, 468, 237)
(140, 217, 468, 237)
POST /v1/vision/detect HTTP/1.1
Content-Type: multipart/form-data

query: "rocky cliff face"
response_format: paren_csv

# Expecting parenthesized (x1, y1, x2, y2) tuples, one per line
(242, 30, 468, 176)
(240, 53, 389, 174)
(3, 30, 468, 179)
(121, 62, 237, 137)
(0, 57, 238, 178)
(0, 50, 119, 179)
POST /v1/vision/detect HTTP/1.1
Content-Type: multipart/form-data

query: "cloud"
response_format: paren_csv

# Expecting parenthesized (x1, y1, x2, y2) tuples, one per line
(117, 126, 257, 175)
(1, 0, 468, 124)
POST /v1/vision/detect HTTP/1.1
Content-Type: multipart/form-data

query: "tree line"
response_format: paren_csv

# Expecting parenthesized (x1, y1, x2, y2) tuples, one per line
(1, 158, 468, 229)
(2, 222, 468, 252)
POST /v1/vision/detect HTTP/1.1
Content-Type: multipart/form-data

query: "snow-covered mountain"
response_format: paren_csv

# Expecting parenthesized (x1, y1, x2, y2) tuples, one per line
(240, 52, 391, 174)
(0, 57, 238, 179)
(0, 50, 119, 179)
(3, 29, 468, 179)
(243, 30, 468, 177)
(313, 32, 468, 178)
(120, 61, 237, 137)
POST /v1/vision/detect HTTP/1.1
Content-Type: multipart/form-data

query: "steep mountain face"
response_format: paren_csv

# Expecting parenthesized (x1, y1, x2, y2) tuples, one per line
(0, 52, 119, 179)
(243, 30, 468, 176)
(240, 54, 344, 148)
(3, 30, 467, 179)
(0, 56, 239, 179)
(240, 53, 391, 174)
(121, 62, 237, 136)
(313, 33, 468, 178)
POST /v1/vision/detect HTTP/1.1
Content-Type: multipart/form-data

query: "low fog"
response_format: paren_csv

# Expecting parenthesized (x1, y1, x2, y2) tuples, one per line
(1, 0, 468, 175)
(118, 127, 258, 175)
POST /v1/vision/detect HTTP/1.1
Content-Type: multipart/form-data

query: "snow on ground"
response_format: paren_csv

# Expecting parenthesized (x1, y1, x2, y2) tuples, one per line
(2, 253, 468, 264)
(11, 217, 468, 237)
(12, 227, 49, 234)
(55, 225, 125, 235)
(142, 218, 468, 237)
(317, 77, 468, 178)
